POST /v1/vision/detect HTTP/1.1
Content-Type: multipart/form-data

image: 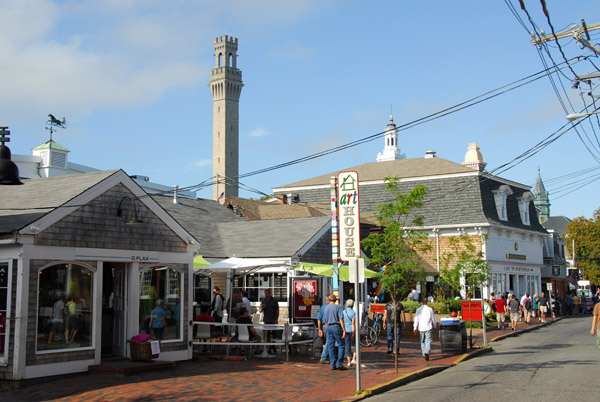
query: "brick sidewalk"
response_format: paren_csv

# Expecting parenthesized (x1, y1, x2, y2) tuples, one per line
(0, 318, 557, 402)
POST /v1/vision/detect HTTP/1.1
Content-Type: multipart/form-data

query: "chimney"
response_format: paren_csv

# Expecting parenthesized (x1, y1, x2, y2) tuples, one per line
(424, 150, 436, 159)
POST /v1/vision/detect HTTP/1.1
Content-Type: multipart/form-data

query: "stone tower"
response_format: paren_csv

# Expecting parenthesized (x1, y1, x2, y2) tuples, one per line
(209, 35, 243, 201)
(533, 168, 550, 223)
(376, 114, 405, 162)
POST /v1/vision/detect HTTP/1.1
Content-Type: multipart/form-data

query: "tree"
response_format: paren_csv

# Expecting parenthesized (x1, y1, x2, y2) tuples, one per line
(362, 178, 429, 373)
(566, 208, 600, 285)
(439, 233, 491, 299)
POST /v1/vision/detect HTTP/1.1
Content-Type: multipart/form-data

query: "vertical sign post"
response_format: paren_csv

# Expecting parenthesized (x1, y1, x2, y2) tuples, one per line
(330, 176, 340, 293)
(349, 257, 365, 393)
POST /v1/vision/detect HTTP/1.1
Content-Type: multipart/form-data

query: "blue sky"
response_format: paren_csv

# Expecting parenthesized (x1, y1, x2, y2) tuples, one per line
(2, 0, 599, 219)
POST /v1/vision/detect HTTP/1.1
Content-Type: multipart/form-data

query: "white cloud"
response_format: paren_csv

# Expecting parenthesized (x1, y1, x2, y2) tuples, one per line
(0, 0, 335, 119)
(250, 126, 268, 137)
(191, 159, 212, 168)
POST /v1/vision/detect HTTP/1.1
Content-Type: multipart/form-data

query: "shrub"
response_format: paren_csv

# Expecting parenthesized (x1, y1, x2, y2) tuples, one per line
(401, 301, 421, 313)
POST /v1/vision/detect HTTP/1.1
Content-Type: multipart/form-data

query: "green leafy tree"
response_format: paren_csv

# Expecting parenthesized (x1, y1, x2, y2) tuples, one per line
(439, 233, 491, 299)
(362, 178, 429, 373)
(566, 208, 600, 285)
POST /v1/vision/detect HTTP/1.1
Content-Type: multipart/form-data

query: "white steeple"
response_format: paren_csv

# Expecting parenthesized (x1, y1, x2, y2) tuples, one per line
(377, 114, 405, 162)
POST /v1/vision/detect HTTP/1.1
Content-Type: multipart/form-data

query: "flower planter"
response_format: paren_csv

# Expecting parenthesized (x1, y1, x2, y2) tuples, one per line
(129, 341, 159, 361)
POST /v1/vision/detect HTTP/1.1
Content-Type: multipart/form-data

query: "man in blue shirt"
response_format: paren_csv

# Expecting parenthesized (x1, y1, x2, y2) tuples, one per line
(320, 294, 347, 370)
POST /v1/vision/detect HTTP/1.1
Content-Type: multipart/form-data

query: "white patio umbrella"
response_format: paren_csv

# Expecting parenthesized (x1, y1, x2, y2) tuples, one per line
(194, 257, 289, 321)
(194, 257, 285, 274)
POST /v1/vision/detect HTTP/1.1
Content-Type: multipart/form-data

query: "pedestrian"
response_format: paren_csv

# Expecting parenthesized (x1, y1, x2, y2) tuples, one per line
(522, 293, 533, 324)
(150, 299, 168, 340)
(342, 299, 356, 367)
(259, 289, 279, 354)
(581, 294, 589, 315)
(591, 299, 600, 349)
(413, 298, 436, 361)
(538, 291, 550, 323)
(508, 294, 520, 331)
(532, 294, 539, 319)
(383, 296, 405, 354)
(572, 292, 580, 315)
(211, 287, 224, 323)
(494, 294, 507, 330)
(321, 294, 346, 370)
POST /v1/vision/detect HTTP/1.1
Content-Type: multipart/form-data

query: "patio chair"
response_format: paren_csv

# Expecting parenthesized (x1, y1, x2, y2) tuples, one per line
(271, 324, 294, 357)
(237, 324, 259, 359)
(195, 322, 213, 354)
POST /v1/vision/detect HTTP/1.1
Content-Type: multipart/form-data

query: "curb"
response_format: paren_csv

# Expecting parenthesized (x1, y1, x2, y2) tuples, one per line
(342, 347, 493, 401)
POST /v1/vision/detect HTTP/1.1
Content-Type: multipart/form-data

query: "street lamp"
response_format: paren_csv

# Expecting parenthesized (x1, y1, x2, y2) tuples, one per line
(566, 110, 600, 121)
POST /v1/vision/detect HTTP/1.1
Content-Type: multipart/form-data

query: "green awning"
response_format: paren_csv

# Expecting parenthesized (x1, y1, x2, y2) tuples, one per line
(193, 255, 211, 268)
(293, 262, 380, 281)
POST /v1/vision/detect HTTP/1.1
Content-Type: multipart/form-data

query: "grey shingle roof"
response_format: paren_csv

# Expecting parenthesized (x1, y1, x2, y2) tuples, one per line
(0, 170, 120, 233)
(542, 216, 571, 234)
(151, 195, 247, 258)
(146, 197, 331, 260)
(223, 196, 329, 220)
(212, 216, 331, 259)
(273, 157, 475, 189)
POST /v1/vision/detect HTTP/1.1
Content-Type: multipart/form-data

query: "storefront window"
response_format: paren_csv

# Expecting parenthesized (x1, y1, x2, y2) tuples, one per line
(234, 272, 288, 303)
(37, 263, 93, 351)
(0, 262, 8, 360)
(193, 274, 212, 317)
(139, 266, 182, 341)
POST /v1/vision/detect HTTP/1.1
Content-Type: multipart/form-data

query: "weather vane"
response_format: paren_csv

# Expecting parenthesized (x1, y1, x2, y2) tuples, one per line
(45, 114, 66, 142)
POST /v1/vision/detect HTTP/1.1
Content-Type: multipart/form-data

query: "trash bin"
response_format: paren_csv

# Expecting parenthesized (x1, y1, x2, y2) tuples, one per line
(439, 320, 467, 354)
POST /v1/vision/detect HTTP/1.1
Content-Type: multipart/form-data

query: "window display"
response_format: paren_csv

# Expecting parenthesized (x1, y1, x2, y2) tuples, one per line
(139, 266, 182, 341)
(37, 263, 93, 351)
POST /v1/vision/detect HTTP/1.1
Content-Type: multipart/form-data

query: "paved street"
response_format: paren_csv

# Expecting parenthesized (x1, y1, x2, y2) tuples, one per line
(368, 315, 600, 402)
(0, 316, 583, 401)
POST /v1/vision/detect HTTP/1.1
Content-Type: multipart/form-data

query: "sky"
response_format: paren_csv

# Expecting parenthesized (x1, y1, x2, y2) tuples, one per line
(1, 0, 599, 219)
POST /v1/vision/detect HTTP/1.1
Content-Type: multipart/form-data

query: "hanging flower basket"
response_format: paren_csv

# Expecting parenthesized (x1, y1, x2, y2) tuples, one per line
(128, 334, 159, 361)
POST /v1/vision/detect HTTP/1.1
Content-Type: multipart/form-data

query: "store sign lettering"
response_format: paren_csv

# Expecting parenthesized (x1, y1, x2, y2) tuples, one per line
(338, 171, 360, 261)
(131, 256, 149, 261)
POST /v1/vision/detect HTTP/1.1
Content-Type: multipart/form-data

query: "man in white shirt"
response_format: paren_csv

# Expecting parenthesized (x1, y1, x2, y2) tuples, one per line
(413, 298, 436, 361)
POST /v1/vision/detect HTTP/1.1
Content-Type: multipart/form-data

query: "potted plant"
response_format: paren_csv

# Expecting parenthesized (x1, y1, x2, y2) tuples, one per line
(128, 334, 159, 361)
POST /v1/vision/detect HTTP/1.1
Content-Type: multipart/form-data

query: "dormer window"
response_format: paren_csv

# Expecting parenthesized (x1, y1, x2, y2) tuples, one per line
(492, 185, 513, 221)
(517, 191, 534, 226)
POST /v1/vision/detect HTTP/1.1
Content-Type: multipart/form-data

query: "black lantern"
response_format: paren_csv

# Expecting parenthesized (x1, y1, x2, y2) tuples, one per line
(0, 127, 24, 185)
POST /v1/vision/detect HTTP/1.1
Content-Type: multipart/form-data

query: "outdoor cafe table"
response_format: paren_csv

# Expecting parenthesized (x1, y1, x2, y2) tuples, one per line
(192, 321, 316, 362)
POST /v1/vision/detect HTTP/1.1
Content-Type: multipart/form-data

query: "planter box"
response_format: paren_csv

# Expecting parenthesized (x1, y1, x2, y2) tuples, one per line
(130, 341, 159, 361)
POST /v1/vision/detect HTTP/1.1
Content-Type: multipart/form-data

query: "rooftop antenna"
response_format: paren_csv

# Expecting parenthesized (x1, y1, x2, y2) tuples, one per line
(45, 114, 66, 144)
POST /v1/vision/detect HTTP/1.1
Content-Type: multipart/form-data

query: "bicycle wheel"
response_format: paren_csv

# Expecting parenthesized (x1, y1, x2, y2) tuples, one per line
(359, 327, 378, 347)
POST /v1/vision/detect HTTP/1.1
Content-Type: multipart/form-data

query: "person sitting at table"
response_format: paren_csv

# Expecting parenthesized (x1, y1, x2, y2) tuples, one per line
(237, 307, 262, 355)
(194, 304, 215, 351)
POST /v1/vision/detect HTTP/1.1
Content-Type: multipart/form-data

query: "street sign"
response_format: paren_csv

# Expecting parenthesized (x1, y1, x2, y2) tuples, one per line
(348, 257, 365, 284)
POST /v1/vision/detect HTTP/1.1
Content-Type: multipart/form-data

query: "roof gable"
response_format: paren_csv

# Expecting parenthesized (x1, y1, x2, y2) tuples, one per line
(273, 157, 476, 190)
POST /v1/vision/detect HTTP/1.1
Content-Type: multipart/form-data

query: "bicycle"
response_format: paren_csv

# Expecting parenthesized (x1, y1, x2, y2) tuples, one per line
(371, 312, 384, 337)
(359, 311, 380, 347)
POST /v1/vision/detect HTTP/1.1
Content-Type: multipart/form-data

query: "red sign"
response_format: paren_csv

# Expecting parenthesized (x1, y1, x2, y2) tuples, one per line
(370, 303, 386, 313)
(293, 280, 317, 318)
(461, 301, 483, 321)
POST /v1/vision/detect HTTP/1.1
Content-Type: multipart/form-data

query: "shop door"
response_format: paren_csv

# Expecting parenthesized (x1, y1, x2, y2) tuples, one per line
(101, 263, 127, 357)
(111, 264, 127, 356)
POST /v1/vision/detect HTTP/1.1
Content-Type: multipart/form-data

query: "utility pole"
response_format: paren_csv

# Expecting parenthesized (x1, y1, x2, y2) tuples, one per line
(531, 20, 600, 56)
